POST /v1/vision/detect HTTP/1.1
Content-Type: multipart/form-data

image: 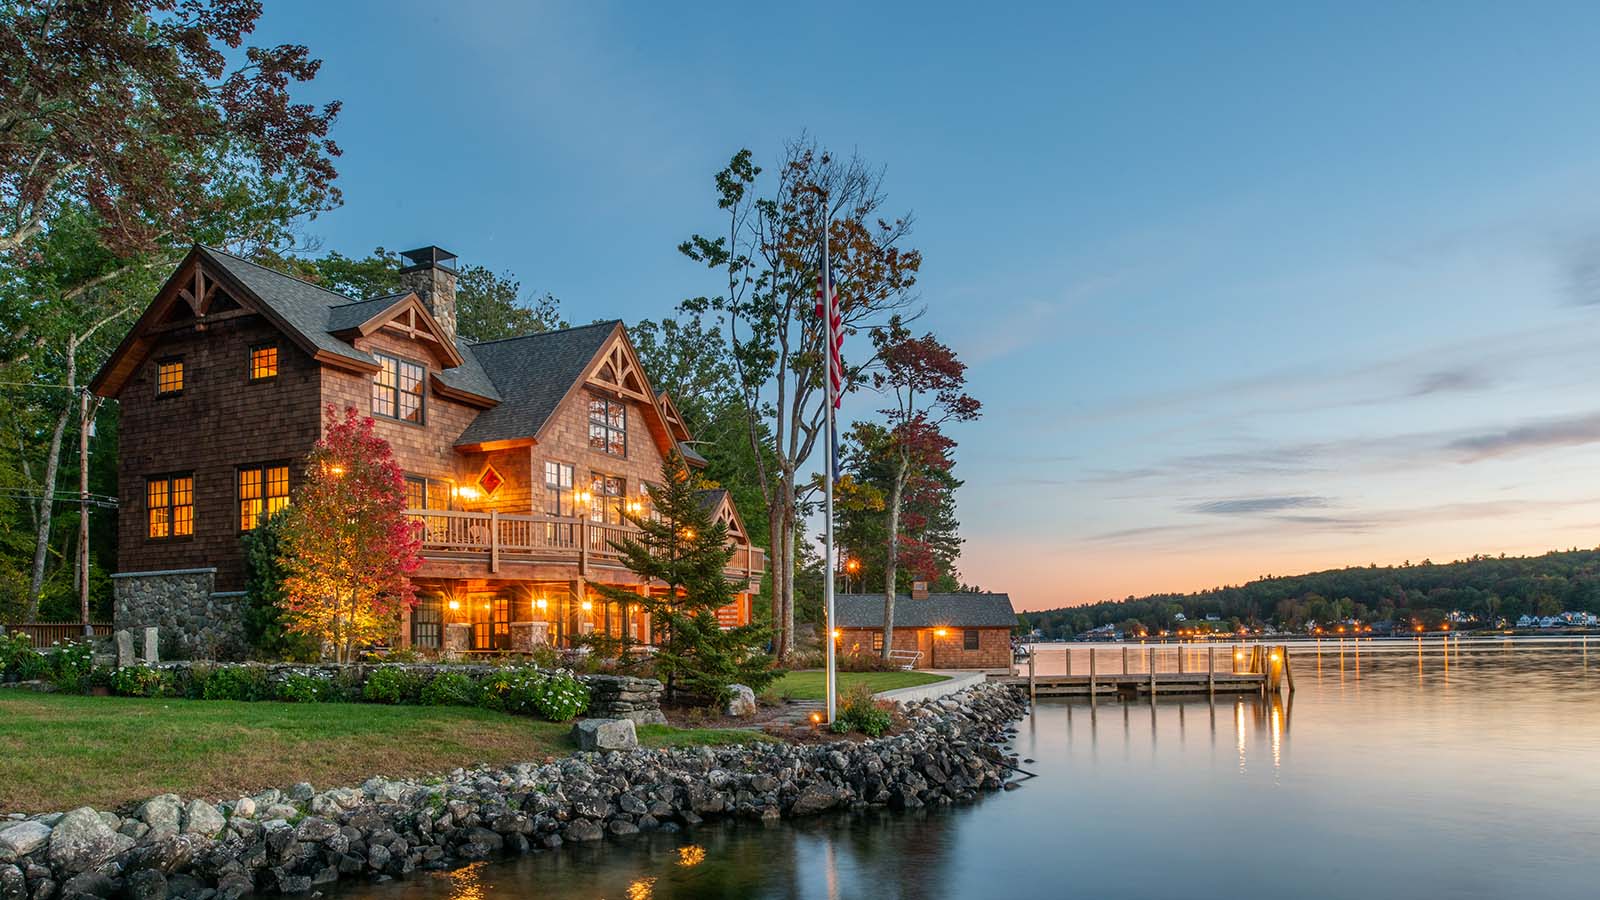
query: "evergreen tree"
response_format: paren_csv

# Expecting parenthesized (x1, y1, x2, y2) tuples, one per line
(241, 510, 317, 661)
(592, 454, 777, 702)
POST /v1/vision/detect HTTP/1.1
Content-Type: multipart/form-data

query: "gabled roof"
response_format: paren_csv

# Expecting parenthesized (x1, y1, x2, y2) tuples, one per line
(197, 246, 378, 370)
(453, 321, 620, 449)
(436, 337, 500, 404)
(835, 593, 1018, 629)
(326, 293, 411, 333)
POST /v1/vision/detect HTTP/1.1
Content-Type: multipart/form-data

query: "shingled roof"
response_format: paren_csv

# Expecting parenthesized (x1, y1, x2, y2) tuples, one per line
(835, 593, 1018, 629)
(199, 246, 378, 369)
(452, 321, 620, 448)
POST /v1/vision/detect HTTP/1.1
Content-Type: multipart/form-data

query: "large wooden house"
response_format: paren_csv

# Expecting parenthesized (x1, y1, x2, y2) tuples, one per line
(91, 245, 763, 656)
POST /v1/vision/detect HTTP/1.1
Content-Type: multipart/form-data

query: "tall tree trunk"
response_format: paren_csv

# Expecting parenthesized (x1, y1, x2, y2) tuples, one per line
(767, 504, 788, 658)
(880, 461, 907, 661)
(781, 498, 796, 659)
(27, 391, 72, 619)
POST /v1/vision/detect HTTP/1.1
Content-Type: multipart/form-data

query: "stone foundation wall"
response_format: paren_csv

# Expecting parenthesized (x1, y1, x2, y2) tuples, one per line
(111, 569, 247, 660)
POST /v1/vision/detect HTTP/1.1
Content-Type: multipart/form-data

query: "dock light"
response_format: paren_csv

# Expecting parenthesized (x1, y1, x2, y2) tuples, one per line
(580, 599, 593, 613)
(1441, 624, 1450, 631)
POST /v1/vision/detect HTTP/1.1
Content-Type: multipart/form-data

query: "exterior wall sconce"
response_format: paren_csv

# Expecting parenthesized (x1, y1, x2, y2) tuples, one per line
(447, 599, 460, 611)
(831, 629, 842, 640)
(580, 600, 593, 613)
(534, 597, 548, 613)
(934, 628, 949, 638)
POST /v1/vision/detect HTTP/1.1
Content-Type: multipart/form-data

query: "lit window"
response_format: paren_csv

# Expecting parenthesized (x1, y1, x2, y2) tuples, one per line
(544, 461, 575, 545)
(588, 396, 627, 456)
(249, 345, 278, 381)
(238, 464, 290, 531)
(589, 473, 625, 524)
(156, 359, 184, 395)
(872, 631, 885, 652)
(147, 474, 193, 539)
(372, 353, 425, 423)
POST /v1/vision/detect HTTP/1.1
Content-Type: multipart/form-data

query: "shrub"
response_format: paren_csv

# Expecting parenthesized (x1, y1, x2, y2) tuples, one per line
(528, 670, 589, 722)
(47, 642, 95, 693)
(110, 664, 175, 698)
(0, 633, 45, 682)
(420, 672, 477, 706)
(276, 671, 333, 703)
(363, 666, 424, 704)
(830, 683, 893, 737)
(202, 665, 271, 701)
(838, 650, 899, 673)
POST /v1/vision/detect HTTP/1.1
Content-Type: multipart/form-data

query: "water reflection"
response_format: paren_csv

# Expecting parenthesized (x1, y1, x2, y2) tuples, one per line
(339, 640, 1600, 900)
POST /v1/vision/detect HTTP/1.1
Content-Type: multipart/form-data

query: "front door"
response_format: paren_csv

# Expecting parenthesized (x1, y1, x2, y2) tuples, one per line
(470, 593, 511, 651)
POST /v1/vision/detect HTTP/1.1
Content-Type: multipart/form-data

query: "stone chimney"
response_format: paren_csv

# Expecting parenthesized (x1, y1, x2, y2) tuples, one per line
(399, 246, 458, 345)
(911, 581, 930, 600)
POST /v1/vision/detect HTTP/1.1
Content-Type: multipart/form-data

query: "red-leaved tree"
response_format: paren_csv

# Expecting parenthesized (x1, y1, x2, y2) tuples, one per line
(870, 318, 980, 658)
(279, 406, 419, 662)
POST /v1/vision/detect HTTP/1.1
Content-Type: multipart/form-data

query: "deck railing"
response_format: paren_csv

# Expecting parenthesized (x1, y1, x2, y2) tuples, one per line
(406, 508, 765, 580)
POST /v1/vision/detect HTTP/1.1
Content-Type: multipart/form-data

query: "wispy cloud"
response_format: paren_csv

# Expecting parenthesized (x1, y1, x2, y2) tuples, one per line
(1189, 495, 1331, 516)
(1411, 367, 1492, 396)
(1448, 412, 1600, 461)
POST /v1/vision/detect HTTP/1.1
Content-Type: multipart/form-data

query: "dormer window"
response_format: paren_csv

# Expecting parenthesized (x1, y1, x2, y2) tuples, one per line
(588, 395, 626, 456)
(372, 353, 425, 424)
(156, 358, 184, 396)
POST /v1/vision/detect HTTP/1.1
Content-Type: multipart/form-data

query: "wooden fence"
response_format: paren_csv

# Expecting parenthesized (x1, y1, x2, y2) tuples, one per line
(0, 622, 112, 645)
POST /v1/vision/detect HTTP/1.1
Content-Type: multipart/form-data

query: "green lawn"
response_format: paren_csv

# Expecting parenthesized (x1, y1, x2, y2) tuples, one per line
(0, 692, 770, 813)
(771, 669, 950, 701)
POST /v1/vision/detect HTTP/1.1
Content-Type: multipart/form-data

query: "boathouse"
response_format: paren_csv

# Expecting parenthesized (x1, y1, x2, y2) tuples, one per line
(834, 588, 1017, 672)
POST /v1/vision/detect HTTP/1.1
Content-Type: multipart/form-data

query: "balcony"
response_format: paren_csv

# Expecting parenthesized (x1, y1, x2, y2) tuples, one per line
(405, 508, 765, 586)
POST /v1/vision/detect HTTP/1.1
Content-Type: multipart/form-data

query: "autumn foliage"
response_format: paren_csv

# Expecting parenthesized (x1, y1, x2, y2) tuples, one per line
(279, 407, 419, 661)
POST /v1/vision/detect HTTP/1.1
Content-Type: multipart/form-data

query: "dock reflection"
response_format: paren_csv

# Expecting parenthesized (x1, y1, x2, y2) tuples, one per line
(1056, 690, 1290, 772)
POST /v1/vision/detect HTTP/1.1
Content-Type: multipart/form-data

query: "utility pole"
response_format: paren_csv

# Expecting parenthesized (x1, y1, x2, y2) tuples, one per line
(78, 389, 94, 637)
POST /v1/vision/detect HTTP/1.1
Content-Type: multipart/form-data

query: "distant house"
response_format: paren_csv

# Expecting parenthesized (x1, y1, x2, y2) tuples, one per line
(1517, 614, 1538, 628)
(834, 588, 1017, 672)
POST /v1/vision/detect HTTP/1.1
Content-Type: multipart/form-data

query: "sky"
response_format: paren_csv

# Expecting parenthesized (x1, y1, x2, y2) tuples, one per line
(256, 1, 1600, 611)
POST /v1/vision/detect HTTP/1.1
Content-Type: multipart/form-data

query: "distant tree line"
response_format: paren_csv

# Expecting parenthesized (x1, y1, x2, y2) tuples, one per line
(1020, 550, 1600, 637)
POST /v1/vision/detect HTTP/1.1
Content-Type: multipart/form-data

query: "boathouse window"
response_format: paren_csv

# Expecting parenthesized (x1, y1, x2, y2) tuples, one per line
(238, 463, 290, 531)
(411, 595, 442, 650)
(589, 473, 625, 524)
(963, 629, 980, 651)
(249, 344, 278, 381)
(156, 358, 184, 396)
(873, 632, 885, 652)
(146, 473, 194, 539)
(588, 395, 627, 456)
(372, 353, 425, 424)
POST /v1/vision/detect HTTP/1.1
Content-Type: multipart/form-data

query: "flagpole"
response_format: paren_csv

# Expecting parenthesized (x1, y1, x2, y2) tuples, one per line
(822, 201, 838, 728)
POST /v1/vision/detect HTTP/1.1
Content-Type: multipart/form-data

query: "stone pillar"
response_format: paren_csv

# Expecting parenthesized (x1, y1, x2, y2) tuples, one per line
(143, 627, 160, 663)
(443, 622, 472, 660)
(510, 621, 552, 653)
(115, 630, 135, 668)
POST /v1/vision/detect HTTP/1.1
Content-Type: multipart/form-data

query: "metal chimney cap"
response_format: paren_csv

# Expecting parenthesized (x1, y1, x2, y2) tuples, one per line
(400, 246, 458, 272)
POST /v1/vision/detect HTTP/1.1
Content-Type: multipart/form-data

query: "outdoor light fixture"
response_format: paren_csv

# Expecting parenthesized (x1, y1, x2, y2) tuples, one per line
(581, 600, 593, 613)
(576, 490, 592, 505)
(809, 711, 822, 725)
(535, 597, 548, 612)
(934, 628, 948, 637)
(326, 464, 346, 477)
(456, 486, 480, 501)
(831, 629, 842, 640)
(447, 599, 460, 611)
(681, 528, 696, 540)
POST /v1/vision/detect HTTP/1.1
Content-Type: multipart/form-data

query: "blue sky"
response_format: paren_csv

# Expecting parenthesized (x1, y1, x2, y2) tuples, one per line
(258, 1, 1600, 609)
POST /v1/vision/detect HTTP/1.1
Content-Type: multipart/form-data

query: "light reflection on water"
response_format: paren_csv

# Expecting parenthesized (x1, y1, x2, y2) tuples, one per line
(340, 639, 1600, 900)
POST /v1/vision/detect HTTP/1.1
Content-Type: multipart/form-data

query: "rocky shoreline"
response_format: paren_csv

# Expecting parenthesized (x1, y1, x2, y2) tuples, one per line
(0, 682, 1026, 899)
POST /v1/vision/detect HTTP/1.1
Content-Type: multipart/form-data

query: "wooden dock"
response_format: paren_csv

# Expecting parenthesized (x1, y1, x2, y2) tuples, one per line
(1003, 644, 1295, 700)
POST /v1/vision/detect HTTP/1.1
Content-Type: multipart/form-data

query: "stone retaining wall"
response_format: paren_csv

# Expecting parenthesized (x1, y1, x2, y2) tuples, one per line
(110, 570, 245, 661)
(0, 683, 1026, 899)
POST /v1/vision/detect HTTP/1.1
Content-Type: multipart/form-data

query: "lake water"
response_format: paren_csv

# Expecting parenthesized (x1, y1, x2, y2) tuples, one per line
(342, 638, 1600, 899)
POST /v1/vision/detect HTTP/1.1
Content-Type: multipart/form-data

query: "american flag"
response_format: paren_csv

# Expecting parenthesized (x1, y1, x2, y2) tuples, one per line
(815, 266, 843, 410)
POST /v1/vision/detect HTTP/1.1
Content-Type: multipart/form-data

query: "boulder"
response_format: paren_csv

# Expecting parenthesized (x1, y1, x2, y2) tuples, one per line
(790, 784, 839, 816)
(181, 799, 224, 837)
(0, 821, 50, 859)
(230, 797, 256, 819)
(0, 864, 24, 900)
(725, 684, 758, 717)
(47, 808, 130, 874)
(125, 868, 167, 900)
(571, 718, 637, 751)
(59, 869, 113, 898)
(135, 795, 182, 837)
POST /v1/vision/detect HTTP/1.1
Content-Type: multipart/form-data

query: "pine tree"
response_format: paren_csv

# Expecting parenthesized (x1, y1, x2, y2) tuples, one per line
(592, 454, 777, 702)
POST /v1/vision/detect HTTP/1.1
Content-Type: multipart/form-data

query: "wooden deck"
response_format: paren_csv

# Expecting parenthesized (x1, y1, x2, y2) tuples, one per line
(1004, 644, 1295, 700)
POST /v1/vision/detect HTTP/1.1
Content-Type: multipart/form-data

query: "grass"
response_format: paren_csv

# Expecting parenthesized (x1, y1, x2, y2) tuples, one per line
(771, 669, 950, 701)
(0, 692, 772, 813)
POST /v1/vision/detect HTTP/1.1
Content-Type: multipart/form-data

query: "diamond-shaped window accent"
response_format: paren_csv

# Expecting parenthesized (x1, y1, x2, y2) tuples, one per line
(477, 464, 504, 497)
